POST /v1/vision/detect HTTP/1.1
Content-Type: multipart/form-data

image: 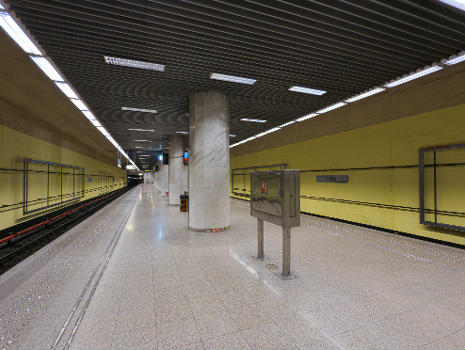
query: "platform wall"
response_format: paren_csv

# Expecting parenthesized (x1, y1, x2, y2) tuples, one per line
(231, 104, 465, 246)
(0, 124, 127, 232)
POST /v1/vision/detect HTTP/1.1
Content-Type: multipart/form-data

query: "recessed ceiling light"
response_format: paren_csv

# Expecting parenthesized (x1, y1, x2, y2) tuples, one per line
(278, 121, 296, 128)
(296, 113, 318, 122)
(70, 99, 88, 111)
(176, 131, 189, 134)
(240, 118, 267, 123)
(438, 0, 465, 11)
(122, 107, 158, 114)
(129, 128, 155, 132)
(289, 86, 327, 95)
(444, 52, 465, 65)
(0, 12, 41, 55)
(210, 73, 256, 85)
(317, 102, 347, 114)
(345, 87, 386, 103)
(229, 134, 237, 137)
(384, 65, 443, 88)
(104, 56, 165, 71)
(30, 56, 64, 82)
(55, 82, 78, 99)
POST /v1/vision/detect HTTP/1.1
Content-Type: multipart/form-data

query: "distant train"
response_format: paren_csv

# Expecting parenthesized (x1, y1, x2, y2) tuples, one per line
(127, 175, 143, 187)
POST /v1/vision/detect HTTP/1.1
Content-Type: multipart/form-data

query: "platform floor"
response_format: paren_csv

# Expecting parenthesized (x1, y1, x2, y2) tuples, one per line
(0, 184, 464, 350)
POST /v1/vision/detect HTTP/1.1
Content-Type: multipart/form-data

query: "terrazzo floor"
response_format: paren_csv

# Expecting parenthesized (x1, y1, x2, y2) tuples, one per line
(0, 184, 463, 350)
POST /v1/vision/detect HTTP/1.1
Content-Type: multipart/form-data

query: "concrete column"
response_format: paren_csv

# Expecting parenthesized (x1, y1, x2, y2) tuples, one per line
(168, 135, 188, 205)
(188, 91, 230, 231)
(160, 163, 169, 197)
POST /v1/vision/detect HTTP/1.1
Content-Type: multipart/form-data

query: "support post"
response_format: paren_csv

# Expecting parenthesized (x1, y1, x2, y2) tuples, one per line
(257, 218, 264, 259)
(282, 227, 291, 277)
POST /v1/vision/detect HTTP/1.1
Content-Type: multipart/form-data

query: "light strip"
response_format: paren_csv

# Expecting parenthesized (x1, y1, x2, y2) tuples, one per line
(0, 12, 41, 55)
(296, 113, 318, 122)
(81, 111, 101, 126)
(210, 73, 256, 85)
(55, 82, 78, 99)
(240, 118, 267, 123)
(278, 120, 296, 128)
(385, 65, 443, 88)
(288, 85, 326, 96)
(439, 0, 465, 11)
(122, 107, 158, 114)
(176, 131, 188, 134)
(444, 52, 465, 66)
(229, 134, 237, 137)
(255, 127, 281, 138)
(104, 56, 165, 71)
(30, 56, 64, 82)
(129, 128, 154, 132)
(317, 102, 347, 114)
(345, 87, 386, 103)
(70, 99, 88, 111)
(132, 139, 150, 142)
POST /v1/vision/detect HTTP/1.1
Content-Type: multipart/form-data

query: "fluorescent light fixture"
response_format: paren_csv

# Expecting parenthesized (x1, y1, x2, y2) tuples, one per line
(129, 128, 154, 132)
(126, 165, 136, 170)
(229, 134, 236, 137)
(240, 118, 267, 123)
(82, 111, 102, 127)
(385, 65, 443, 88)
(444, 52, 465, 65)
(289, 85, 326, 95)
(210, 73, 256, 85)
(345, 87, 386, 103)
(104, 56, 165, 71)
(0, 12, 41, 55)
(176, 131, 188, 134)
(278, 120, 296, 128)
(70, 99, 88, 111)
(30, 56, 64, 81)
(55, 82, 78, 99)
(296, 113, 318, 122)
(438, 0, 465, 11)
(82, 110, 96, 120)
(317, 102, 347, 114)
(0, 4, 4, 9)
(255, 127, 281, 138)
(122, 107, 158, 114)
(96, 126, 110, 136)
(132, 139, 150, 142)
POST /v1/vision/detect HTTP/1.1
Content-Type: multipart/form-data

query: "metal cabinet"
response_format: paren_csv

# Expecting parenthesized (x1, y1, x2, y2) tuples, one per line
(249, 170, 300, 278)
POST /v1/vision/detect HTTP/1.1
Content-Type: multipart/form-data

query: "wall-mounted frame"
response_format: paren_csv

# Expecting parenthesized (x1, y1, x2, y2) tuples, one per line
(23, 158, 85, 215)
(419, 143, 465, 232)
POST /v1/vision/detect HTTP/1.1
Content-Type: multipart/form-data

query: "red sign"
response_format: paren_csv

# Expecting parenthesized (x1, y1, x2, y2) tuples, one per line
(262, 180, 267, 194)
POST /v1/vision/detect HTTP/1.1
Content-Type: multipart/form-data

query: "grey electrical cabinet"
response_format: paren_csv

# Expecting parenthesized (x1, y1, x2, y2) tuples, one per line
(250, 170, 300, 228)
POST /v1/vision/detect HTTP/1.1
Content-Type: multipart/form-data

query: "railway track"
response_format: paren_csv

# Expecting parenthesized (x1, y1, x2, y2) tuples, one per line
(0, 187, 130, 275)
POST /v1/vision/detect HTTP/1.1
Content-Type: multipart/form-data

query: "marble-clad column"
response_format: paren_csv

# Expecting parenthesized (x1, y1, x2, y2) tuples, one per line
(168, 135, 188, 205)
(188, 91, 230, 231)
(160, 162, 169, 197)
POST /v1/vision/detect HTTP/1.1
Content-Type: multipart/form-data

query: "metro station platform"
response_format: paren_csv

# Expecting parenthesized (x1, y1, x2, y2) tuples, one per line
(0, 184, 464, 350)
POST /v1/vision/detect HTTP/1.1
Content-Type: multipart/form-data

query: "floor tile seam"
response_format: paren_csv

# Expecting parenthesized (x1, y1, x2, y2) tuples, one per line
(0, 194, 134, 348)
(59, 190, 140, 350)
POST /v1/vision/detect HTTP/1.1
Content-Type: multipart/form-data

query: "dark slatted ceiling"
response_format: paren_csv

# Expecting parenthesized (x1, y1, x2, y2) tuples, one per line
(6, 0, 465, 169)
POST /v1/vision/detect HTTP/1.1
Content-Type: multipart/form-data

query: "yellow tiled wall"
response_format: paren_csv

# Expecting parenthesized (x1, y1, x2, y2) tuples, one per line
(231, 104, 465, 245)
